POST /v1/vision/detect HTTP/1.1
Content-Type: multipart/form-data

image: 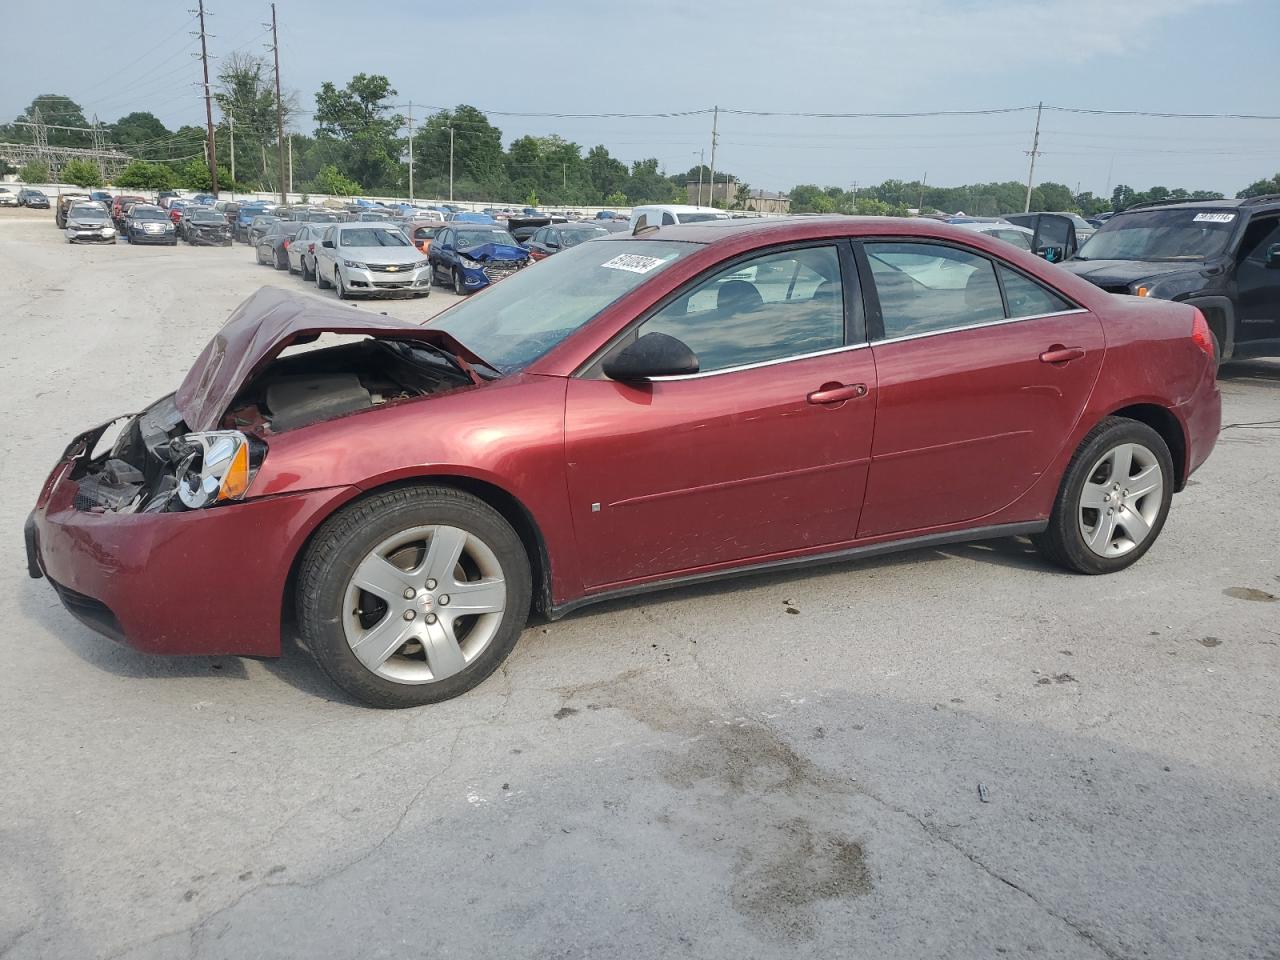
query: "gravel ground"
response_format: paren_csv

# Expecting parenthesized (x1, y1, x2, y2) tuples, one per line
(2, 208, 1278, 960)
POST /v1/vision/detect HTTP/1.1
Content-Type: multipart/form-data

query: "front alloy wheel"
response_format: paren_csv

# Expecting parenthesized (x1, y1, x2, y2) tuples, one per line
(297, 486, 531, 707)
(454, 268, 467, 296)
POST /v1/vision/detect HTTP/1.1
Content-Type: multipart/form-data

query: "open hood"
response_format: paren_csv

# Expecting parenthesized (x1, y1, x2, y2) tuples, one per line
(175, 287, 488, 431)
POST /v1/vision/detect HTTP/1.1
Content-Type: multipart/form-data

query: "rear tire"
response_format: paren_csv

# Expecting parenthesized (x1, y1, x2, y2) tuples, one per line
(1034, 417, 1174, 574)
(296, 485, 532, 708)
(316, 262, 330, 289)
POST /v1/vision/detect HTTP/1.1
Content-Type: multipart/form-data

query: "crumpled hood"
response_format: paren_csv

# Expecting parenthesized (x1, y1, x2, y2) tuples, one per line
(1060, 258, 1202, 288)
(460, 242, 528, 263)
(175, 287, 489, 431)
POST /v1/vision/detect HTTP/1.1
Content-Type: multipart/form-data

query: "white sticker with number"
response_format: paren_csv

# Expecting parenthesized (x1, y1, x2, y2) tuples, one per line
(1193, 212, 1235, 223)
(601, 254, 666, 274)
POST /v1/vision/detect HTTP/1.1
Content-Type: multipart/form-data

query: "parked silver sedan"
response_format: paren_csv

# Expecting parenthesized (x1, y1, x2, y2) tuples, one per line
(64, 203, 116, 244)
(312, 222, 431, 299)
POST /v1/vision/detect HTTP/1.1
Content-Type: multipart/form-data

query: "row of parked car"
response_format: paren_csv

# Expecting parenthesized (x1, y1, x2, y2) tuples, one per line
(244, 202, 619, 299)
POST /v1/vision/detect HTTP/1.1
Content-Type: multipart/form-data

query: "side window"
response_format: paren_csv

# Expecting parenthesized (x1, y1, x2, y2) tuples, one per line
(634, 214, 648, 230)
(661, 212, 676, 226)
(637, 245, 847, 374)
(865, 242, 1003, 339)
(992, 229, 1033, 251)
(998, 265, 1073, 318)
(322, 226, 335, 245)
(1238, 216, 1280, 266)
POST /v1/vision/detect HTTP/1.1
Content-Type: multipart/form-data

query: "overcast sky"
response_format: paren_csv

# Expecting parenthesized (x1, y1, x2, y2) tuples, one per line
(5, 0, 1278, 195)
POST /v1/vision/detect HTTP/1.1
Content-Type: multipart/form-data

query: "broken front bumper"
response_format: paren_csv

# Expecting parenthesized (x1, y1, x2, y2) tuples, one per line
(27, 425, 354, 657)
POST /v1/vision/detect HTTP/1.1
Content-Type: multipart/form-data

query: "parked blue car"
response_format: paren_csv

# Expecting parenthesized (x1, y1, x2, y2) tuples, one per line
(233, 201, 271, 243)
(428, 224, 530, 295)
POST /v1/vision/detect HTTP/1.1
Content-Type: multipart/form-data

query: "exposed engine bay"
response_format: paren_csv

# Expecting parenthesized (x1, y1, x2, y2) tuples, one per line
(70, 337, 472, 514)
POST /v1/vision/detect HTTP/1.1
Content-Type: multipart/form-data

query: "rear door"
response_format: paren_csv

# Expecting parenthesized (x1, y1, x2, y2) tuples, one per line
(858, 239, 1104, 538)
(564, 242, 877, 588)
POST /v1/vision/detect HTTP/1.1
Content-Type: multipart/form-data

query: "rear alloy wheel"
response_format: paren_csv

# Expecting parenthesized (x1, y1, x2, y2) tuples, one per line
(301, 257, 312, 281)
(316, 261, 330, 289)
(297, 486, 531, 708)
(1034, 417, 1173, 574)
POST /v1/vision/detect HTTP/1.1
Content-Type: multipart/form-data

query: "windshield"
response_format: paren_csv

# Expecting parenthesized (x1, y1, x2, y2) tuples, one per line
(72, 208, 109, 221)
(677, 212, 730, 223)
(561, 227, 609, 247)
(431, 239, 696, 373)
(456, 229, 518, 250)
(191, 210, 222, 222)
(1077, 209, 1237, 261)
(131, 207, 167, 220)
(339, 227, 409, 247)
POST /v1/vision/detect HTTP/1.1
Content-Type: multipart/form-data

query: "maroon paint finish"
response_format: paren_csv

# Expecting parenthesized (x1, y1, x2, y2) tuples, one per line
(33, 473, 352, 656)
(29, 217, 1221, 658)
(859, 311, 1106, 537)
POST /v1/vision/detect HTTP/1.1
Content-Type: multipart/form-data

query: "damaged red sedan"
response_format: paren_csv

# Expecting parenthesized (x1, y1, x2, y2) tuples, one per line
(27, 218, 1221, 707)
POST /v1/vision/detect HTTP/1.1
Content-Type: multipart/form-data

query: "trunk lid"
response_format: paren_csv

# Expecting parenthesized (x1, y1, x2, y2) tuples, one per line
(175, 287, 486, 431)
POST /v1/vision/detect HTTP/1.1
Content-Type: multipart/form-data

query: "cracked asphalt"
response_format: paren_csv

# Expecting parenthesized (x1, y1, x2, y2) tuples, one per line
(2, 210, 1279, 960)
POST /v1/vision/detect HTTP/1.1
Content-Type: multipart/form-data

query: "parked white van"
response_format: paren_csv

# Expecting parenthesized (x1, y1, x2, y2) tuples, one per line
(628, 204, 731, 230)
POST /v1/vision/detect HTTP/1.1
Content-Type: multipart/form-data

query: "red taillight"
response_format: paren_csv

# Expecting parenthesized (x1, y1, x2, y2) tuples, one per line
(1190, 308, 1216, 360)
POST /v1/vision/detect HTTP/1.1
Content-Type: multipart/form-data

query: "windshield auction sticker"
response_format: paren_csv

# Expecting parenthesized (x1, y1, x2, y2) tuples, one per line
(1192, 212, 1236, 223)
(601, 254, 666, 274)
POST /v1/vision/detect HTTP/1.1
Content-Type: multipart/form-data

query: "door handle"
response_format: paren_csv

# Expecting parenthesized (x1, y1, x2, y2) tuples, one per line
(1040, 345, 1085, 364)
(807, 382, 868, 404)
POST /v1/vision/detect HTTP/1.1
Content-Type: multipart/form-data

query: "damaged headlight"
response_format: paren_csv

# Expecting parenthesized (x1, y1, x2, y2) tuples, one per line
(172, 431, 258, 509)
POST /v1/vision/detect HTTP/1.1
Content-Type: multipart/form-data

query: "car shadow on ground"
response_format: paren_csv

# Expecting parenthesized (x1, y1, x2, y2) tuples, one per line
(1219, 359, 1280, 387)
(27, 535, 1051, 702)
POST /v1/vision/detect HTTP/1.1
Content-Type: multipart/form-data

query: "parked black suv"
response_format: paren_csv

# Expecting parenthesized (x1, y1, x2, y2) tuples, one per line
(1062, 196, 1280, 362)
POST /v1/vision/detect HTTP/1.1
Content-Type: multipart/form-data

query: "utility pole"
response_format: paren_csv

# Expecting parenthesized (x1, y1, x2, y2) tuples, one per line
(91, 114, 106, 182)
(707, 105, 719, 208)
(287, 135, 293, 195)
(448, 125, 455, 203)
(562, 162, 567, 190)
(696, 148, 704, 205)
(407, 101, 414, 201)
(194, 0, 218, 195)
(228, 114, 235, 186)
(269, 3, 286, 205)
(918, 172, 927, 211)
(1023, 100, 1043, 213)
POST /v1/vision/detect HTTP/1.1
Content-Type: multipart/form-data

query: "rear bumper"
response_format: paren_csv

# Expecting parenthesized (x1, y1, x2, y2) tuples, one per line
(28, 450, 354, 657)
(1176, 362, 1221, 485)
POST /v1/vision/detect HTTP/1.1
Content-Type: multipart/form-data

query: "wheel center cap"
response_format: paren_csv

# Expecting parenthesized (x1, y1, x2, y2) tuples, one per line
(418, 593, 434, 609)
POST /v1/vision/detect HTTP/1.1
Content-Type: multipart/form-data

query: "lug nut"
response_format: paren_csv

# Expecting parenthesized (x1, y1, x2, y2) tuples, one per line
(425, 613, 438, 625)
(403, 588, 416, 599)
(1103, 494, 1111, 502)
(438, 594, 450, 606)
(403, 610, 416, 621)
(425, 578, 437, 590)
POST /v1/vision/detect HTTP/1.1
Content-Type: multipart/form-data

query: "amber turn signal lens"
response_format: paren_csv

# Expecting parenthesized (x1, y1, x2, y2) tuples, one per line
(217, 439, 251, 501)
(1135, 286, 1150, 297)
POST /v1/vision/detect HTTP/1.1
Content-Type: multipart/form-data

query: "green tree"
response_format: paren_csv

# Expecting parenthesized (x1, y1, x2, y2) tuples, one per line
(626, 158, 677, 204)
(416, 104, 506, 192)
(1237, 173, 1280, 198)
(215, 52, 296, 189)
(604, 190, 628, 207)
(109, 111, 169, 146)
(313, 74, 405, 192)
(179, 158, 212, 191)
(8, 95, 92, 147)
(585, 145, 629, 203)
(60, 158, 102, 187)
(311, 164, 362, 196)
(18, 159, 50, 183)
(732, 182, 751, 210)
(114, 160, 177, 190)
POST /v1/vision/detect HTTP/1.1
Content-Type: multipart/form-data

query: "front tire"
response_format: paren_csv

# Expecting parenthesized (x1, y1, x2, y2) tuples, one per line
(296, 486, 532, 708)
(336, 269, 350, 299)
(453, 269, 467, 296)
(1034, 417, 1173, 574)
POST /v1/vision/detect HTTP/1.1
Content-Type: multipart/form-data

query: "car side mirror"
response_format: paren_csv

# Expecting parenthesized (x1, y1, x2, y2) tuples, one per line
(1035, 244, 1065, 263)
(1265, 243, 1280, 269)
(321, 239, 334, 248)
(602, 332, 699, 381)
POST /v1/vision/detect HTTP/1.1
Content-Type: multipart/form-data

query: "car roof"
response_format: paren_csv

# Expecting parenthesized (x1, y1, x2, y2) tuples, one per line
(952, 221, 1034, 235)
(602, 214, 981, 245)
(630, 203, 725, 214)
(1119, 197, 1265, 213)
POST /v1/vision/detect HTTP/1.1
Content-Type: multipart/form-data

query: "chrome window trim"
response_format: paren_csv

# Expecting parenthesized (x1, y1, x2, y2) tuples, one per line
(874, 308, 1091, 348)
(647, 341, 870, 382)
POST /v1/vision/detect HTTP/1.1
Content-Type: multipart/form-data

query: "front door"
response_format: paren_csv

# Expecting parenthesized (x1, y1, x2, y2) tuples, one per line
(858, 240, 1105, 538)
(564, 243, 877, 589)
(1234, 214, 1280, 350)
